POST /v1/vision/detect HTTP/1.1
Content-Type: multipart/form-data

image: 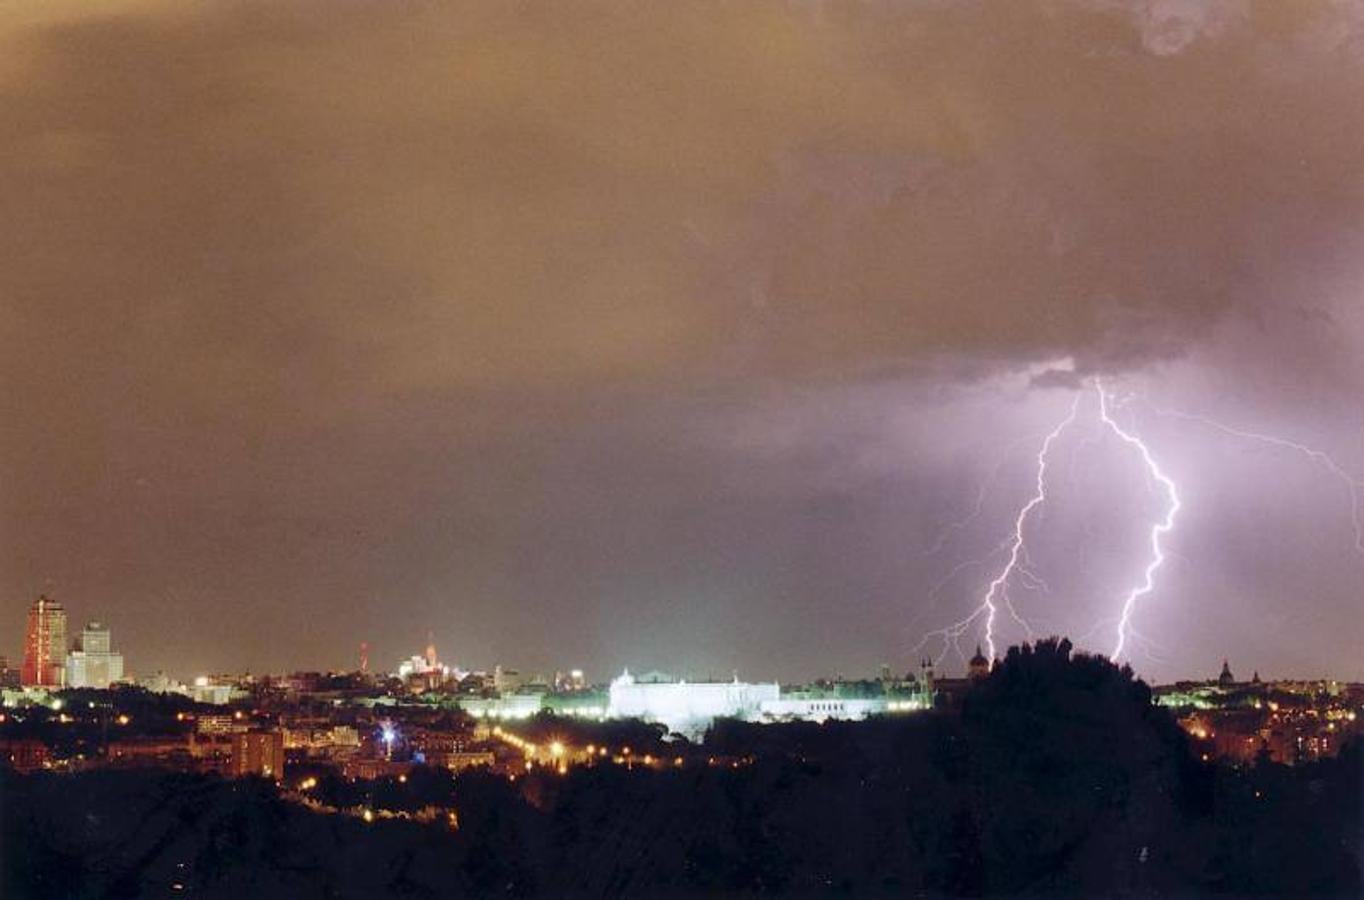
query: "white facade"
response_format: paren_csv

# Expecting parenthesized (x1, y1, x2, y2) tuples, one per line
(65, 650, 124, 689)
(458, 692, 545, 720)
(759, 695, 888, 722)
(607, 670, 780, 737)
(65, 623, 125, 689)
(189, 677, 245, 705)
(139, 671, 189, 695)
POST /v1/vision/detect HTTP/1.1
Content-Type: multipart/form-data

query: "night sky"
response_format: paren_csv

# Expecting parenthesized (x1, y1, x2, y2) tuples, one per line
(4, 1, 1363, 683)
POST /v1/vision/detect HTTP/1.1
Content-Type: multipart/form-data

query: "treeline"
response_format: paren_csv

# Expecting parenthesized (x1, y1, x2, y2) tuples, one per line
(3, 638, 1359, 898)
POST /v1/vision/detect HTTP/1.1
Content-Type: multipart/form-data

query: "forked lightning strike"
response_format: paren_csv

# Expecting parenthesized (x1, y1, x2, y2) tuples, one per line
(917, 381, 1182, 669)
(1146, 405, 1364, 557)
(916, 395, 1080, 664)
(1096, 381, 1181, 663)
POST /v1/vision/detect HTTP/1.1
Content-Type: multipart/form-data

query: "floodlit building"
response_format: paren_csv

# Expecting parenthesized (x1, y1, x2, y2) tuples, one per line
(458, 692, 545, 720)
(607, 670, 780, 737)
(21, 595, 67, 688)
(396, 640, 452, 690)
(554, 669, 588, 692)
(493, 665, 528, 693)
(189, 676, 244, 705)
(760, 693, 885, 722)
(542, 689, 609, 719)
(65, 622, 125, 689)
(139, 671, 189, 696)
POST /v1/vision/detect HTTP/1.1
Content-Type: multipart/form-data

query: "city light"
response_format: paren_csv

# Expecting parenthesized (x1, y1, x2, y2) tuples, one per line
(4, 5, 1362, 895)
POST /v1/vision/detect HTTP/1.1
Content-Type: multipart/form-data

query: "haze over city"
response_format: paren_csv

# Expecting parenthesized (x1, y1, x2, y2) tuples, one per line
(5, 0, 1364, 683)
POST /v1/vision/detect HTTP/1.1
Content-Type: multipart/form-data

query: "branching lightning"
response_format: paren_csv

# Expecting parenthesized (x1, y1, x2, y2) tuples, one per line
(1145, 404, 1364, 557)
(921, 433, 1040, 558)
(916, 376, 1361, 673)
(1096, 381, 1181, 663)
(914, 394, 1081, 665)
(915, 380, 1184, 669)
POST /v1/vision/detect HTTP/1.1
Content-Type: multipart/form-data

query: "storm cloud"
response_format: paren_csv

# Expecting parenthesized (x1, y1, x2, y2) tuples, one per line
(2, 1, 1362, 681)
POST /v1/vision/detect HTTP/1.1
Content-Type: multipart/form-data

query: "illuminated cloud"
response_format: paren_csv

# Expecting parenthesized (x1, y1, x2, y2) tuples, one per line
(0, 1, 1361, 679)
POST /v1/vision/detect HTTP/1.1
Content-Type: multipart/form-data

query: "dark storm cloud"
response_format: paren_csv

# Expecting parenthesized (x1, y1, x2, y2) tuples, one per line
(7, 0, 1363, 393)
(2, 1, 1362, 679)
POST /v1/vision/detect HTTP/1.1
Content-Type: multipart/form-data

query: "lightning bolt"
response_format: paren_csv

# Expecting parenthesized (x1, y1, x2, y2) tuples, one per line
(914, 394, 1081, 666)
(1144, 404, 1364, 557)
(922, 471, 994, 558)
(921, 432, 1042, 558)
(1096, 381, 1181, 663)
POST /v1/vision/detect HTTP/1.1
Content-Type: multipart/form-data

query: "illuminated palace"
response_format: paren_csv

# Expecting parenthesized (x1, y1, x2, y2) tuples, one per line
(603, 669, 933, 738)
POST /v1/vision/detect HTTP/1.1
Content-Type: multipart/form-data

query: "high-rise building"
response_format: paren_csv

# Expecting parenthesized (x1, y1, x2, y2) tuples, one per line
(230, 730, 285, 778)
(66, 621, 125, 689)
(21, 594, 67, 688)
(80, 622, 110, 654)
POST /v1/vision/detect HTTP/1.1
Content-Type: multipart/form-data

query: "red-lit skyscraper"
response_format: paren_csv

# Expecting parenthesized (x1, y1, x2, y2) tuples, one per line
(21, 594, 68, 688)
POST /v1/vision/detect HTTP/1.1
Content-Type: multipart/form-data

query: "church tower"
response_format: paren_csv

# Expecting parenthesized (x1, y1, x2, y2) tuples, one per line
(968, 644, 991, 680)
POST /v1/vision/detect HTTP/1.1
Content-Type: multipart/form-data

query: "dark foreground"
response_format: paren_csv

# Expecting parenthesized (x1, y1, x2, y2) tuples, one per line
(3, 642, 1360, 898)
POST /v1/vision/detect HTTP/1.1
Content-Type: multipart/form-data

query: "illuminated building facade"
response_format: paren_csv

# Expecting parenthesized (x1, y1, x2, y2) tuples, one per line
(396, 637, 452, 689)
(230, 730, 285, 778)
(65, 622, 125, 689)
(458, 692, 547, 721)
(762, 682, 927, 722)
(21, 594, 67, 688)
(607, 670, 780, 737)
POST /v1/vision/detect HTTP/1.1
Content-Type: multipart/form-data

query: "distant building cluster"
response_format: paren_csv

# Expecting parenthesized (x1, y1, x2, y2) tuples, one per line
(12, 595, 126, 691)
(1156, 659, 1363, 764)
(374, 636, 939, 737)
(4, 604, 1362, 788)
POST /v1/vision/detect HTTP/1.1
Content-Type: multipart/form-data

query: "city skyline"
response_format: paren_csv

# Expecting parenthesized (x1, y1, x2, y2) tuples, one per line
(5, 2, 1364, 684)
(3, 591, 1350, 689)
